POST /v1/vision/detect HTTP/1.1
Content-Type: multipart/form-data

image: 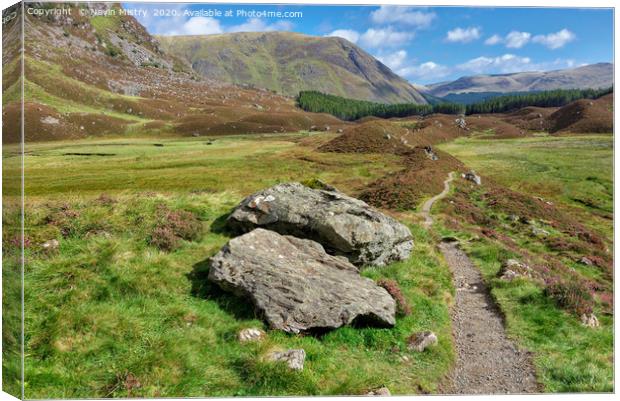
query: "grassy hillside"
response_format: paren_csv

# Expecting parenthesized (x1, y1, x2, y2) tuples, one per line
(437, 135, 613, 392)
(2, 4, 344, 144)
(157, 32, 427, 105)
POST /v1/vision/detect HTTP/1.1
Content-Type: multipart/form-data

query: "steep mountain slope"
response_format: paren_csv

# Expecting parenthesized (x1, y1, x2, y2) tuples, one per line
(2, 3, 343, 143)
(157, 32, 427, 104)
(426, 63, 613, 97)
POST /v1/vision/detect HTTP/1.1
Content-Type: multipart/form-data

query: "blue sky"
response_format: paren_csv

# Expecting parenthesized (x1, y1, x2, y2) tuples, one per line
(124, 3, 614, 84)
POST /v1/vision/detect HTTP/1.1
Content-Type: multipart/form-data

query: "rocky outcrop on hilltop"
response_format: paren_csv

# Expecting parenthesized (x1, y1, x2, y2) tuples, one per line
(227, 182, 414, 267)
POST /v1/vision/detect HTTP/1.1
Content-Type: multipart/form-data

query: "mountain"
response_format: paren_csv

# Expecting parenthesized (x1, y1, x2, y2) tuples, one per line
(426, 63, 613, 98)
(157, 32, 427, 105)
(3, 3, 344, 143)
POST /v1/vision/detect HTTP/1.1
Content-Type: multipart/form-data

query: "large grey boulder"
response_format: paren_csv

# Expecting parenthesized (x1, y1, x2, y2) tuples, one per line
(208, 229, 396, 333)
(227, 182, 413, 267)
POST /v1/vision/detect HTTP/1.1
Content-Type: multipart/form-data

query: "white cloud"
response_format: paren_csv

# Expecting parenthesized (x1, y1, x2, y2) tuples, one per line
(228, 18, 293, 33)
(457, 54, 532, 74)
(445, 27, 481, 43)
(374, 49, 449, 83)
(376, 50, 408, 70)
(359, 27, 414, 48)
(370, 6, 436, 29)
(480, 29, 575, 50)
(484, 34, 502, 45)
(505, 31, 531, 48)
(326, 29, 360, 44)
(457, 54, 580, 75)
(398, 61, 451, 82)
(169, 17, 223, 35)
(532, 29, 576, 49)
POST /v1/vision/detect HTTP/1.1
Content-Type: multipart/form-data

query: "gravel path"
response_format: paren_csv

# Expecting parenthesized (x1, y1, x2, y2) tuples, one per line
(439, 240, 539, 394)
(421, 171, 539, 394)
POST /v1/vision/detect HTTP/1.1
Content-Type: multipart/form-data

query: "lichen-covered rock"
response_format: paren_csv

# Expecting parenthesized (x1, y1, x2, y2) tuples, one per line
(407, 331, 438, 352)
(268, 349, 306, 371)
(227, 183, 413, 267)
(238, 328, 266, 343)
(366, 387, 391, 396)
(581, 313, 599, 328)
(498, 259, 532, 281)
(42, 239, 59, 251)
(208, 229, 396, 333)
(462, 171, 481, 185)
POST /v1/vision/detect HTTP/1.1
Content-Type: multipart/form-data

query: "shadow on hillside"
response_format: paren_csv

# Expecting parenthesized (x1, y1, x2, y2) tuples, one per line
(187, 258, 257, 321)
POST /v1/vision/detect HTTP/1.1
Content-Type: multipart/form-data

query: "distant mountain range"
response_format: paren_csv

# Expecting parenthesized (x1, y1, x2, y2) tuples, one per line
(157, 32, 427, 105)
(423, 63, 613, 99)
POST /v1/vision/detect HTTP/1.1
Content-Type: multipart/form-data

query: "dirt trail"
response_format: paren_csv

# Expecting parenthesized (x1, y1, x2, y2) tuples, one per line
(421, 171, 455, 228)
(423, 172, 539, 394)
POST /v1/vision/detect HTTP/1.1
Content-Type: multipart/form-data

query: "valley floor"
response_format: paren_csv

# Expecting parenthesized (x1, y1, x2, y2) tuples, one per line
(2, 130, 613, 396)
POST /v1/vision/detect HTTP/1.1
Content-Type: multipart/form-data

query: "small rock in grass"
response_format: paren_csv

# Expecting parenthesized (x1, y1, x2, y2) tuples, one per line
(579, 256, 594, 266)
(506, 214, 520, 223)
(407, 331, 438, 352)
(42, 239, 59, 251)
(530, 226, 550, 238)
(238, 328, 265, 343)
(498, 259, 532, 281)
(581, 313, 599, 328)
(462, 170, 481, 185)
(268, 349, 305, 371)
(366, 387, 391, 396)
(499, 270, 519, 281)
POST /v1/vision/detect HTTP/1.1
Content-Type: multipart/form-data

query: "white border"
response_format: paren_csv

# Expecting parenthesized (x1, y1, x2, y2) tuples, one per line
(0, 1, 617, 401)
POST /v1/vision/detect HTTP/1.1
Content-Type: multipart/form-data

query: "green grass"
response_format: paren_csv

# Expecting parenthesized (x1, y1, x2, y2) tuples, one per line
(434, 133, 613, 392)
(459, 236, 612, 392)
(4, 135, 402, 198)
(5, 134, 455, 397)
(22, 57, 149, 123)
(23, 80, 147, 123)
(439, 135, 613, 238)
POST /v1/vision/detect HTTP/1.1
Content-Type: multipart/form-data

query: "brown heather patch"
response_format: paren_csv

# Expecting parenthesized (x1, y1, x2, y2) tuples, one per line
(360, 148, 464, 211)
(543, 277, 595, 316)
(149, 206, 203, 252)
(548, 93, 613, 134)
(501, 106, 557, 131)
(466, 115, 526, 138)
(377, 279, 412, 316)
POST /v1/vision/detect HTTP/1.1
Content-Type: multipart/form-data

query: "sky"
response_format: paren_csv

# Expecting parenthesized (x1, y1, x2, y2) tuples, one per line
(124, 3, 614, 84)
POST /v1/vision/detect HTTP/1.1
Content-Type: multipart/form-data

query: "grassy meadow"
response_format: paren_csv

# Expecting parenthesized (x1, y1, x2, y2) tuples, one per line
(437, 134, 614, 392)
(3, 133, 455, 397)
(2, 130, 614, 396)
(439, 134, 613, 238)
